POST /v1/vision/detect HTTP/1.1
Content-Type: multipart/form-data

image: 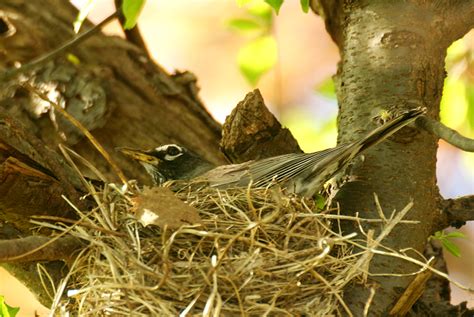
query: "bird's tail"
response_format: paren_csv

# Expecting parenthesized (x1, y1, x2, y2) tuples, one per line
(357, 108, 425, 153)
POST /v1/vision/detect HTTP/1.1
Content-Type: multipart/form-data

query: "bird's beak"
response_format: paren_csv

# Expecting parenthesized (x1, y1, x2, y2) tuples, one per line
(117, 147, 159, 164)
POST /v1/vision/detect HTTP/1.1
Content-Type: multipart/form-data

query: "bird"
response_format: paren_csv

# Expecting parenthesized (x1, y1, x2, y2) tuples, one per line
(119, 108, 424, 197)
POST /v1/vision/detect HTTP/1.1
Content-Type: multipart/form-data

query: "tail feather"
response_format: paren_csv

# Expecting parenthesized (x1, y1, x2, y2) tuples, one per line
(357, 108, 425, 153)
(297, 107, 425, 196)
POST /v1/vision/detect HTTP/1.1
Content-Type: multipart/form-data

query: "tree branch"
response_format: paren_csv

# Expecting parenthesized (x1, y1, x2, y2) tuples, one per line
(0, 236, 84, 263)
(440, 0, 474, 42)
(412, 240, 474, 315)
(442, 195, 474, 228)
(0, 12, 117, 82)
(114, 0, 151, 58)
(220, 89, 301, 163)
(416, 116, 474, 152)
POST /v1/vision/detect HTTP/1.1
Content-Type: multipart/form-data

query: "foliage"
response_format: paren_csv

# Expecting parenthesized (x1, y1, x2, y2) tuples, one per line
(440, 36, 474, 175)
(431, 230, 467, 257)
(66, 53, 81, 65)
(300, 0, 310, 13)
(237, 36, 278, 86)
(73, 0, 96, 33)
(229, 1, 277, 86)
(238, 0, 310, 14)
(231, 0, 310, 86)
(264, 0, 284, 14)
(0, 296, 19, 317)
(316, 78, 336, 98)
(121, 0, 146, 29)
(227, 18, 262, 32)
(73, 0, 145, 31)
(441, 38, 474, 133)
(283, 109, 337, 152)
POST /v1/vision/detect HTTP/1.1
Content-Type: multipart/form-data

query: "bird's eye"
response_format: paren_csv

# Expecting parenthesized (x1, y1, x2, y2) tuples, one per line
(167, 146, 181, 156)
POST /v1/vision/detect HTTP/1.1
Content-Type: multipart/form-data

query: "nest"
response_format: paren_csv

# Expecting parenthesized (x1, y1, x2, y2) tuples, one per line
(42, 181, 418, 316)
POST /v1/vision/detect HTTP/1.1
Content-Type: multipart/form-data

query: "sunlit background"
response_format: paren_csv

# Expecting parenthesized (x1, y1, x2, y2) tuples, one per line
(1, 1, 473, 315)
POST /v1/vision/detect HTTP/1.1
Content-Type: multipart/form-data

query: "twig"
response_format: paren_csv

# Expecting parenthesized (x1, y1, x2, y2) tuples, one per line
(0, 235, 84, 263)
(31, 215, 127, 237)
(23, 83, 128, 185)
(114, 0, 151, 58)
(363, 287, 376, 317)
(417, 116, 474, 152)
(0, 12, 117, 82)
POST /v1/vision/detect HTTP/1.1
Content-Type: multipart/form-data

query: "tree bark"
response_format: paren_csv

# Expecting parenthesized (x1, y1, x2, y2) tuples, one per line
(313, 0, 474, 315)
(0, 0, 226, 183)
(1, 0, 473, 314)
(0, 0, 226, 305)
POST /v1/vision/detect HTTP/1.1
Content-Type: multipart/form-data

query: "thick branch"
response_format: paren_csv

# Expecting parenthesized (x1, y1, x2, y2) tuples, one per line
(0, 114, 85, 195)
(0, 223, 73, 307)
(220, 89, 301, 163)
(0, 157, 78, 232)
(417, 116, 474, 152)
(442, 195, 474, 228)
(439, 0, 474, 42)
(0, 236, 84, 263)
(0, 12, 117, 82)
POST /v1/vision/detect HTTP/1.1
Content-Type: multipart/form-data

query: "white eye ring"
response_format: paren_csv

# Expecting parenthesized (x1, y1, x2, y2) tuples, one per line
(156, 144, 184, 161)
(164, 153, 182, 161)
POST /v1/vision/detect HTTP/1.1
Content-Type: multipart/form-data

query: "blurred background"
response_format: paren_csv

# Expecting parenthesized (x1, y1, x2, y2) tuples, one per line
(1, 1, 473, 315)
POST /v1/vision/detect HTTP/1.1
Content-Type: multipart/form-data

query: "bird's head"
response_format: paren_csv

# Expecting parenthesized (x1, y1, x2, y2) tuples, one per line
(118, 144, 214, 185)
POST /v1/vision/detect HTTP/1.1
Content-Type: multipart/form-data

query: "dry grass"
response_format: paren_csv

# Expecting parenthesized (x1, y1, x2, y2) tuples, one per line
(37, 181, 424, 316)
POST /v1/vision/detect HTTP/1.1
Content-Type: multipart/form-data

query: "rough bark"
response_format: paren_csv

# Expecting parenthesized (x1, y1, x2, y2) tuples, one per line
(441, 195, 474, 228)
(1, 0, 473, 314)
(313, 0, 474, 315)
(0, 0, 226, 184)
(0, 0, 225, 306)
(221, 89, 302, 163)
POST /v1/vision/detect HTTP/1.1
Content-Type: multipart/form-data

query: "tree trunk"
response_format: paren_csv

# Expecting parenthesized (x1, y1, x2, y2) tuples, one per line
(314, 0, 474, 315)
(0, 0, 226, 305)
(0, 0, 226, 182)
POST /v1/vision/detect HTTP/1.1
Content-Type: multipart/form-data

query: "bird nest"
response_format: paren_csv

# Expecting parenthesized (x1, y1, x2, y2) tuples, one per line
(44, 181, 416, 316)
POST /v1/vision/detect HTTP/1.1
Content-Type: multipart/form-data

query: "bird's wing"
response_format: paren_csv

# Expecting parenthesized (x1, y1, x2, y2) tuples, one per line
(202, 146, 351, 189)
(195, 108, 424, 195)
(250, 145, 359, 187)
(196, 161, 253, 187)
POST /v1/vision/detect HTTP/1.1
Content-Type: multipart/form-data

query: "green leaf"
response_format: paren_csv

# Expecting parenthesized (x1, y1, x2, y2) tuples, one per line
(313, 194, 326, 210)
(443, 231, 467, 239)
(446, 39, 467, 65)
(300, 0, 310, 13)
(66, 53, 81, 65)
(432, 230, 443, 239)
(0, 295, 20, 317)
(440, 77, 468, 128)
(236, 0, 252, 6)
(227, 18, 262, 33)
(466, 84, 474, 130)
(432, 230, 466, 257)
(316, 78, 336, 98)
(282, 109, 337, 152)
(264, 0, 284, 14)
(237, 36, 278, 86)
(122, 0, 146, 30)
(442, 239, 461, 257)
(73, 0, 96, 33)
(247, 2, 273, 24)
